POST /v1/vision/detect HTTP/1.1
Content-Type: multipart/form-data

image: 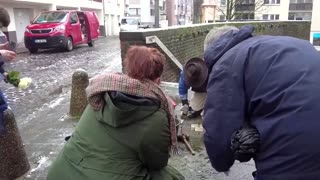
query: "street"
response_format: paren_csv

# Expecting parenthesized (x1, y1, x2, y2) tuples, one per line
(2, 37, 255, 180)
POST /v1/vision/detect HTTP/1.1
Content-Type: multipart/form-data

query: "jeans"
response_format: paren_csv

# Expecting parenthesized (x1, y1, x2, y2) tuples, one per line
(0, 89, 8, 135)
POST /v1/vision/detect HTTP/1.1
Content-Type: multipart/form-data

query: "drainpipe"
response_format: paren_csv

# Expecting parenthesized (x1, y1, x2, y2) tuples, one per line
(102, 0, 106, 36)
(155, 0, 160, 28)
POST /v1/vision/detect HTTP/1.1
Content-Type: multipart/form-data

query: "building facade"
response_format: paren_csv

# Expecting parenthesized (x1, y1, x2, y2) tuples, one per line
(215, 0, 314, 21)
(126, 0, 166, 27)
(175, 0, 193, 25)
(0, 0, 103, 43)
(104, 0, 125, 36)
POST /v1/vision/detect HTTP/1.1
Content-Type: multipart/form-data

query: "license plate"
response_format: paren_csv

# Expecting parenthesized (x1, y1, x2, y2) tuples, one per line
(35, 39, 47, 43)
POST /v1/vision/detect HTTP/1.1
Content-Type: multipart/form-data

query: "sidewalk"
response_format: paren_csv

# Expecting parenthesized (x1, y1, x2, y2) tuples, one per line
(16, 44, 29, 54)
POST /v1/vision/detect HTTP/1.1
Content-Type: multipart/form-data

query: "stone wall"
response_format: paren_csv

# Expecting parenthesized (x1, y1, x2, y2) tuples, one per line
(120, 21, 311, 82)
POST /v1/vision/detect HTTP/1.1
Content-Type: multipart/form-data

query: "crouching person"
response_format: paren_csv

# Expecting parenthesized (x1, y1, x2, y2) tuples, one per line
(179, 58, 208, 118)
(47, 46, 184, 180)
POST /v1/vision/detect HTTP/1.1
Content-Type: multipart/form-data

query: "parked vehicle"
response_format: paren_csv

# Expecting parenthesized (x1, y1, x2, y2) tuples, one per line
(25, 10, 100, 53)
(119, 17, 149, 31)
(119, 17, 141, 32)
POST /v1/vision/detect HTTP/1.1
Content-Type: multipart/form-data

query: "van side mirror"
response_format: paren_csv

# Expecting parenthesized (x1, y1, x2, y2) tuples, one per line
(118, 23, 120, 26)
(138, 22, 141, 25)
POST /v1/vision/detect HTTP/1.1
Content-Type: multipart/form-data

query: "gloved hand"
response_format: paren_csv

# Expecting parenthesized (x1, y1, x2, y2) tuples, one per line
(181, 99, 189, 106)
(180, 99, 189, 115)
(230, 125, 260, 162)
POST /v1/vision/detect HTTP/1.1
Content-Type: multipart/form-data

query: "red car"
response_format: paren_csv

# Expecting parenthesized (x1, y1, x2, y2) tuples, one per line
(25, 10, 100, 53)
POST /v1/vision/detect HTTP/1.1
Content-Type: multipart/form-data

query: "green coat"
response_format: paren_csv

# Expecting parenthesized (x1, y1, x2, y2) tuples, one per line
(47, 92, 184, 180)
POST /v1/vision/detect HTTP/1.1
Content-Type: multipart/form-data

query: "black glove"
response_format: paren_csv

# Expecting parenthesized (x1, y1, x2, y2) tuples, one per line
(230, 125, 260, 162)
(181, 99, 189, 106)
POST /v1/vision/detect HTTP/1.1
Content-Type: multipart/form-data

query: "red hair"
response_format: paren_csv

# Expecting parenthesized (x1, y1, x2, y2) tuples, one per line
(124, 46, 165, 81)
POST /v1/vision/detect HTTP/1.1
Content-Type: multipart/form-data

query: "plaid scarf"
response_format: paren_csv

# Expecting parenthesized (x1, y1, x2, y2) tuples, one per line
(86, 73, 178, 155)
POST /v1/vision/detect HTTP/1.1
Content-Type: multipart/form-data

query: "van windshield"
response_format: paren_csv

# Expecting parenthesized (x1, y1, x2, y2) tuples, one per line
(121, 18, 139, 25)
(33, 12, 68, 24)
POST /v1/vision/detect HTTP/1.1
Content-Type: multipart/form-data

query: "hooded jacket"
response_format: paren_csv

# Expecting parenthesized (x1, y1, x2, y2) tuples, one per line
(203, 25, 320, 180)
(47, 91, 184, 180)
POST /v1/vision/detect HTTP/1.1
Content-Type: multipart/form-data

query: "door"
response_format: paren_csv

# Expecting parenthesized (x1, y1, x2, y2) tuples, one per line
(68, 12, 82, 44)
(85, 12, 99, 39)
(14, 8, 32, 43)
(111, 15, 114, 36)
(106, 15, 111, 36)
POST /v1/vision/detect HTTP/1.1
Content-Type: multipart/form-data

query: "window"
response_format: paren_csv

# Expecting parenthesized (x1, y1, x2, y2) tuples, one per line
(129, 8, 141, 16)
(129, 0, 140, 3)
(219, 15, 226, 20)
(290, 0, 313, 3)
(288, 13, 295, 20)
(33, 11, 68, 24)
(121, 18, 139, 25)
(70, 12, 78, 24)
(221, 0, 226, 5)
(150, 9, 155, 16)
(263, 14, 280, 20)
(235, 13, 254, 20)
(263, 14, 268, 20)
(264, 0, 280, 4)
(288, 12, 312, 20)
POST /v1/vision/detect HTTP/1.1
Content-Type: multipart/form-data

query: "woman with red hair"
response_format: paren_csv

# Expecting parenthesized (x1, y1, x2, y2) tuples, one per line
(48, 46, 184, 180)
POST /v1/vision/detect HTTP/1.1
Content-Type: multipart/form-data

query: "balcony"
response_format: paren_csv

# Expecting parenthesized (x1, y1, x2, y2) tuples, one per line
(289, 3, 313, 11)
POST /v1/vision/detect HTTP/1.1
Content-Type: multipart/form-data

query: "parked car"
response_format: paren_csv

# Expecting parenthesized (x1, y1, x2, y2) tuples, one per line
(119, 17, 149, 31)
(25, 10, 100, 53)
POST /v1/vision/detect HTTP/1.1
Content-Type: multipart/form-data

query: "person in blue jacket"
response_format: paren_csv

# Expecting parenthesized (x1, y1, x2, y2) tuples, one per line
(203, 25, 320, 180)
(179, 57, 207, 119)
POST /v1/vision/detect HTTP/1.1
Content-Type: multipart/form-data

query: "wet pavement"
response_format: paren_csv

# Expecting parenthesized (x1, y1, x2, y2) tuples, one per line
(1, 37, 255, 180)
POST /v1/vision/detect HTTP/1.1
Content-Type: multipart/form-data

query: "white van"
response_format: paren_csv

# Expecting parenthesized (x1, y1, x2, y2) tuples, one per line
(119, 17, 141, 31)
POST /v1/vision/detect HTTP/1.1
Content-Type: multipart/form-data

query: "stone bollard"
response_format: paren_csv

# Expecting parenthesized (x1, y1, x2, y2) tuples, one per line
(0, 109, 30, 180)
(69, 69, 89, 119)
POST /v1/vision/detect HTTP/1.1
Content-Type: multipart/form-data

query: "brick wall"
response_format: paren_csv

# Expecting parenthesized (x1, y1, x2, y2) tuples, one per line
(120, 21, 311, 82)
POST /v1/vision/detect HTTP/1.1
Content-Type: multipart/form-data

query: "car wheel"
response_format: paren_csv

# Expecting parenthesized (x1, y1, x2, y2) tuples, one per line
(88, 41, 94, 47)
(66, 37, 73, 52)
(28, 48, 38, 54)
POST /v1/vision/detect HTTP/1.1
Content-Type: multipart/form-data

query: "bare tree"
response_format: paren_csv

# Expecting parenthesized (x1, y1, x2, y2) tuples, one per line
(217, 0, 267, 20)
(193, 0, 204, 23)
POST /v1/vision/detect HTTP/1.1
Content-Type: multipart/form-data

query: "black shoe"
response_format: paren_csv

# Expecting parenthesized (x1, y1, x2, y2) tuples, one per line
(187, 109, 202, 119)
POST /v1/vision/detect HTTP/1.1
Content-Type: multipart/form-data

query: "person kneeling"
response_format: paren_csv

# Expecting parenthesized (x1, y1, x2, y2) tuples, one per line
(47, 46, 184, 180)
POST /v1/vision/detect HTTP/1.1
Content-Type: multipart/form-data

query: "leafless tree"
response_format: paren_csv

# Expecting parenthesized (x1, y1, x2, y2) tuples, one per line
(193, 0, 204, 23)
(217, 0, 268, 20)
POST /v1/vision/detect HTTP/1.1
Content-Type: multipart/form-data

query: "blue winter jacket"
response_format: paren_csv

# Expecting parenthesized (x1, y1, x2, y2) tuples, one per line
(203, 25, 320, 180)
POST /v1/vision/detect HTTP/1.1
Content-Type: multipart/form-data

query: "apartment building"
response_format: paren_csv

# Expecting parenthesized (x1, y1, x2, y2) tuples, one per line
(104, 0, 125, 36)
(0, 0, 103, 43)
(126, 0, 166, 27)
(215, 0, 314, 21)
(176, 0, 193, 25)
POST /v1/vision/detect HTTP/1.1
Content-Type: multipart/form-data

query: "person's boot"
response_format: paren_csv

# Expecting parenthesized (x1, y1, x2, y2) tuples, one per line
(187, 109, 202, 119)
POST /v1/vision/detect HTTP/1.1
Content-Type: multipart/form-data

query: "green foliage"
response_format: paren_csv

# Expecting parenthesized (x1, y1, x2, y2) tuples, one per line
(7, 71, 20, 87)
